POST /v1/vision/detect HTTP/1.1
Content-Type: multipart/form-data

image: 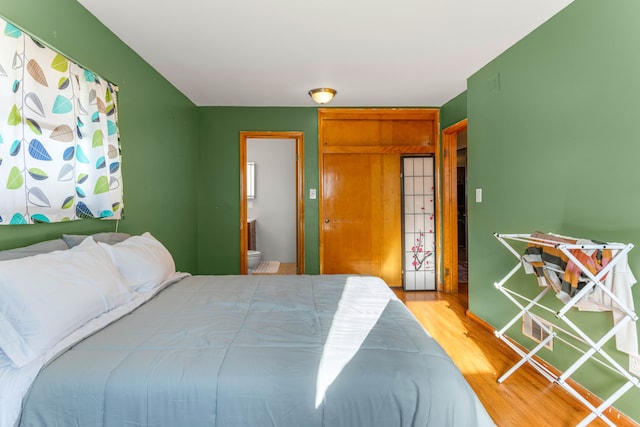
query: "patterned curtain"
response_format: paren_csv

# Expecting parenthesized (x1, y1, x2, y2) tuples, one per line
(0, 17, 123, 225)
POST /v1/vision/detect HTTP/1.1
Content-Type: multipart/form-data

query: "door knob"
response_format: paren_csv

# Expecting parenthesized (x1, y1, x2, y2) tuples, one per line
(324, 218, 330, 223)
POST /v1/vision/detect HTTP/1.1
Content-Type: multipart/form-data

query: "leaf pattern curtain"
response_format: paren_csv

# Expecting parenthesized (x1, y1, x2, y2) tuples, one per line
(0, 17, 123, 225)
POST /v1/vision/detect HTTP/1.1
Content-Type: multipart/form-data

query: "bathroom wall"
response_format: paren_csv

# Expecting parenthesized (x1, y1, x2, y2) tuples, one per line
(247, 138, 296, 263)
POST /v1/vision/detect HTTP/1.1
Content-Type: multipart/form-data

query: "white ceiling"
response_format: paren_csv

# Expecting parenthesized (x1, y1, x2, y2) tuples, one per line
(77, 0, 574, 107)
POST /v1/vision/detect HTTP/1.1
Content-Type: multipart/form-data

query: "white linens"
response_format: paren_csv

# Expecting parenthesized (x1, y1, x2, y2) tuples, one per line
(0, 272, 189, 427)
(575, 249, 638, 356)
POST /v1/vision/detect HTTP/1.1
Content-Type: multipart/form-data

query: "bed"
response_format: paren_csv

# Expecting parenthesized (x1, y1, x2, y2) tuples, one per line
(0, 233, 495, 427)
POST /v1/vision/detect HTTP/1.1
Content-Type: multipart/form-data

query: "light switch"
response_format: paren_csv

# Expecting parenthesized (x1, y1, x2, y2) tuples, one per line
(309, 189, 317, 199)
(475, 188, 482, 203)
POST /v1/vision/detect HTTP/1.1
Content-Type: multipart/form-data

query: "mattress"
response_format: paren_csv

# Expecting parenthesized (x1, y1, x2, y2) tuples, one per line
(18, 274, 494, 426)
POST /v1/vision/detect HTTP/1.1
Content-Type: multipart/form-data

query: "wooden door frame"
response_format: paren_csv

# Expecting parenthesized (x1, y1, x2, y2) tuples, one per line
(440, 119, 467, 293)
(240, 131, 305, 275)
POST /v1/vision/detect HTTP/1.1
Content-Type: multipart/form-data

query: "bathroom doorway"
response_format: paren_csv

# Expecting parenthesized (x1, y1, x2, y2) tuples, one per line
(239, 132, 305, 275)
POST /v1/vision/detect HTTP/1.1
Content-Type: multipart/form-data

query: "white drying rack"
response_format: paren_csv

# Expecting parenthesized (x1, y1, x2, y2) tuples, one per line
(493, 232, 639, 427)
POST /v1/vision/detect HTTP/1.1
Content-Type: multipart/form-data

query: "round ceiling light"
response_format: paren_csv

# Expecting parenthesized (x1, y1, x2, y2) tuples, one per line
(308, 88, 337, 104)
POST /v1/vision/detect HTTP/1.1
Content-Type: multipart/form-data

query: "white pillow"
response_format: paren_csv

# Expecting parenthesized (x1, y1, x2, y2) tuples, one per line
(0, 237, 132, 368)
(99, 232, 176, 292)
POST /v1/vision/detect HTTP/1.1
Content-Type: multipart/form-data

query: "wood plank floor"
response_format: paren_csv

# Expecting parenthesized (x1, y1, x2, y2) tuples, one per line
(393, 284, 637, 427)
(252, 262, 297, 275)
(254, 266, 638, 425)
(277, 262, 297, 275)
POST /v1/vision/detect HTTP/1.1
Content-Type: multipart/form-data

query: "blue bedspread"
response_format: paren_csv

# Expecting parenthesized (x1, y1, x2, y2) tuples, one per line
(20, 274, 494, 426)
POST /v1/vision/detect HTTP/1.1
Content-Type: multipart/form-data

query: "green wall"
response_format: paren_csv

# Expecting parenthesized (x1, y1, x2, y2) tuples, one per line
(5, 0, 640, 420)
(467, 0, 640, 419)
(0, 0, 200, 272)
(440, 91, 467, 129)
(197, 107, 319, 274)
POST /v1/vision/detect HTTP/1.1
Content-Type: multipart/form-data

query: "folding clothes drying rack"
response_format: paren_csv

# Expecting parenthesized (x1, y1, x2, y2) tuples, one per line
(493, 232, 639, 427)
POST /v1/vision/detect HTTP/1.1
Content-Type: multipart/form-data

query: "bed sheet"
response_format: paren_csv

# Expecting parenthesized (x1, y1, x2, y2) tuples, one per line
(0, 272, 189, 427)
(18, 274, 494, 426)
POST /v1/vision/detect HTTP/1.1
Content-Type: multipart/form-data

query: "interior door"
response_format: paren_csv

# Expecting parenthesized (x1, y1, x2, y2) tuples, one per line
(321, 153, 402, 285)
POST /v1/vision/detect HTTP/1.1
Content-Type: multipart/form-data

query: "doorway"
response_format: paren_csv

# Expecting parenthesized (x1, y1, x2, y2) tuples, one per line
(441, 119, 468, 298)
(456, 129, 468, 289)
(239, 132, 305, 275)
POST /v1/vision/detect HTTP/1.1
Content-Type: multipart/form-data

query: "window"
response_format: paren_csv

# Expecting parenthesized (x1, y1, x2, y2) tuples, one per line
(0, 17, 123, 224)
(246, 162, 255, 200)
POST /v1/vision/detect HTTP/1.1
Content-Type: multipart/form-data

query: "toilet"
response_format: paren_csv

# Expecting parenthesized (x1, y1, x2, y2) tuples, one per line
(248, 250, 262, 272)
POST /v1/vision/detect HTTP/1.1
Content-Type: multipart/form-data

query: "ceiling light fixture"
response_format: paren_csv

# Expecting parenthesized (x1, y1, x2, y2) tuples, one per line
(308, 88, 337, 104)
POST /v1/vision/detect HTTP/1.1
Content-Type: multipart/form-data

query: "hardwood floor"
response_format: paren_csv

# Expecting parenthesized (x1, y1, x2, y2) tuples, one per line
(277, 262, 297, 275)
(259, 265, 638, 425)
(251, 262, 297, 275)
(394, 284, 637, 427)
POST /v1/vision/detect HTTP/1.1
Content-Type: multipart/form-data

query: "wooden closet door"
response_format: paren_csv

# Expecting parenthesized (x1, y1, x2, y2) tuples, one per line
(321, 153, 402, 285)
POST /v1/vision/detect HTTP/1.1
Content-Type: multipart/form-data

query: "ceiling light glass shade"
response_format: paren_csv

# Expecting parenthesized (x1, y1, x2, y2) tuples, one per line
(309, 88, 337, 104)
